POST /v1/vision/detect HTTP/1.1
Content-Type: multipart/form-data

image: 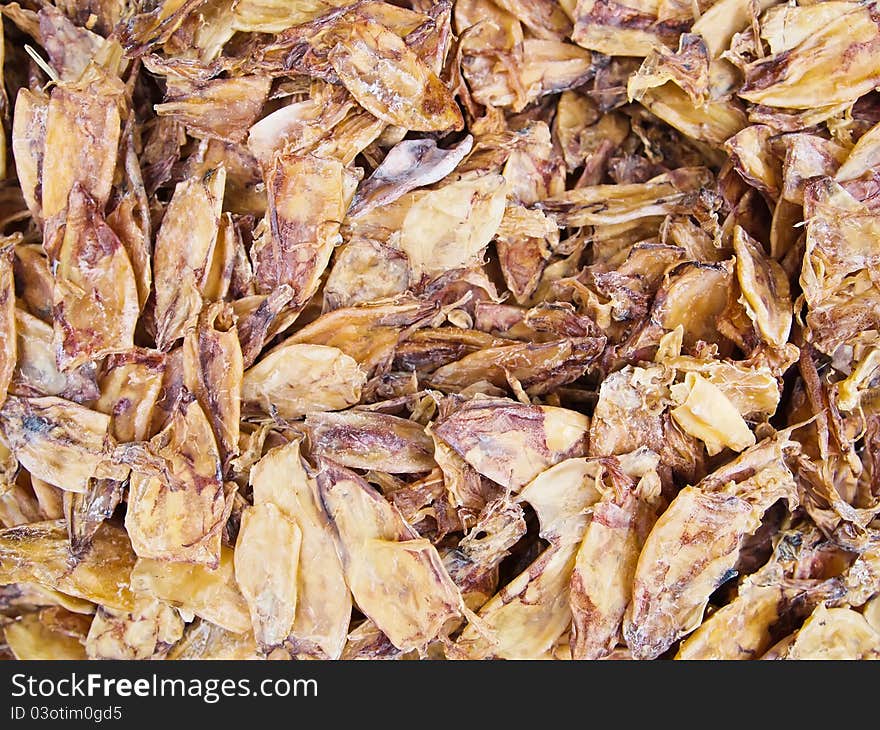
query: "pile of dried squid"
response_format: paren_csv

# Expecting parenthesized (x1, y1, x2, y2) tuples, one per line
(0, 0, 879, 660)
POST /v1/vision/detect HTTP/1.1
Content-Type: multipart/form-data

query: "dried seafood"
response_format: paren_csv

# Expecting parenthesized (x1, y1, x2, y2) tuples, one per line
(0, 0, 878, 662)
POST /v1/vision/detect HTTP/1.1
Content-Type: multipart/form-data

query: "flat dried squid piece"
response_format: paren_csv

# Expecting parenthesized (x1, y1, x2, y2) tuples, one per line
(434, 398, 590, 492)
(130, 546, 251, 635)
(739, 3, 880, 109)
(455, 544, 577, 660)
(85, 597, 184, 660)
(241, 343, 365, 419)
(167, 619, 261, 660)
(248, 441, 350, 659)
(11, 88, 49, 225)
(427, 336, 605, 397)
(306, 411, 435, 474)
(317, 460, 462, 652)
(785, 605, 880, 660)
(452, 457, 609, 659)
(327, 18, 463, 133)
(97, 349, 166, 444)
(52, 184, 139, 370)
(348, 135, 474, 218)
(0, 519, 136, 611)
(399, 174, 507, 280)
(675, 570, 840, 661)
(234, 502, 302, 651)
(124, 395, 230, 566)
(251, 152, 353, 308)
(323, 238, 410, 310)
(516, 457, 604, 546)
(0, 395, 121, 493)
(65, 478, 126, 558)
(669, 372, 756, 457)
(183, 302, 243, 469)
(588, 364, 705, 485)
(624, 450, 798, 659)
(4, 608, 89, 659)
(570, 462, 660, 659)
(538, 168, 713, 228)
(732, 226, 792, 350)
(153, 166, 226, 351)
(572, 0, 690, 57)
(154, 75, 271, 145)
(41, 75, 123, 246)
(288, 298, 438, 376)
